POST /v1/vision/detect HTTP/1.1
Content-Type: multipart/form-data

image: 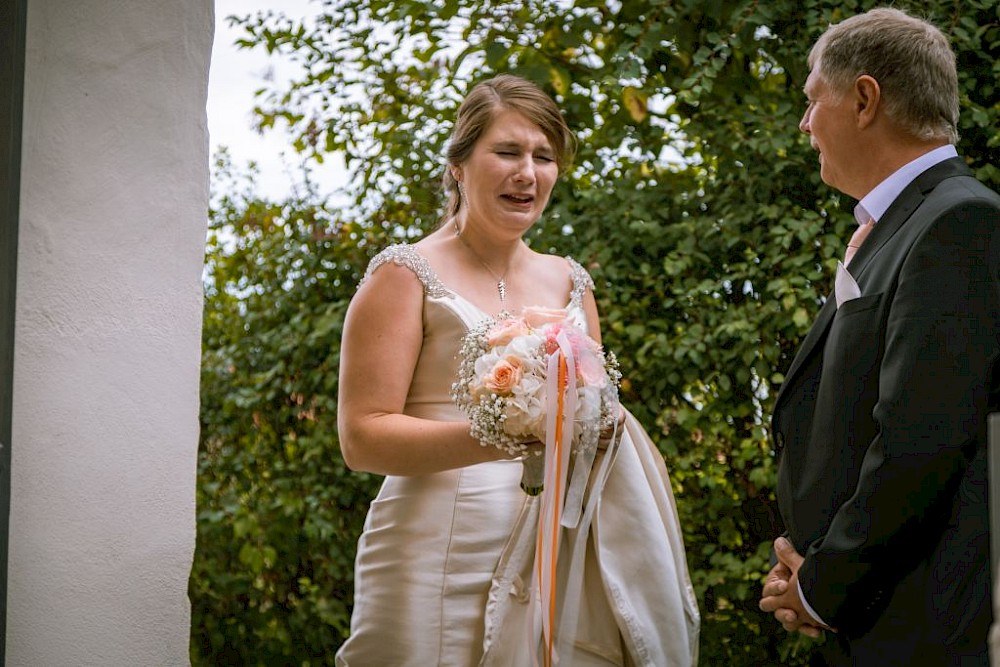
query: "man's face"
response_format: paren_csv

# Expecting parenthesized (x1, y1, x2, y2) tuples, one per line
(800, 68, 861, 197)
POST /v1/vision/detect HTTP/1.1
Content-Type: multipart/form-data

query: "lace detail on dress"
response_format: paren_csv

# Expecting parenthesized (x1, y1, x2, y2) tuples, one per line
(360, 243, 450, 298)
(566, 257, 595, 309)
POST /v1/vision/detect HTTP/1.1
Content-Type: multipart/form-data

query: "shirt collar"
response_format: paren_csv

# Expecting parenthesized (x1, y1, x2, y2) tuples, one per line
(854, 144, 958, 225)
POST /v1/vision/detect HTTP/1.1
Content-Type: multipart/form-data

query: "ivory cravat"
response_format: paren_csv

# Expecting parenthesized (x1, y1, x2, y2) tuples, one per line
(844, 219, 875, 267)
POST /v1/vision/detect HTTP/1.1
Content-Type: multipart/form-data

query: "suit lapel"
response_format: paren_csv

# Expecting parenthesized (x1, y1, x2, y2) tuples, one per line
(773, 157, 972, 411)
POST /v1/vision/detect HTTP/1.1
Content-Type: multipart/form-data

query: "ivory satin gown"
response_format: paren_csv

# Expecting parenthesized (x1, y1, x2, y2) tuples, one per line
(335, 245, 700, 666)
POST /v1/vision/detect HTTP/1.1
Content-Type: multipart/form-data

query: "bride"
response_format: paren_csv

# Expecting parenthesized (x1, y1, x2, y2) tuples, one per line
(335, 74, 699, 666)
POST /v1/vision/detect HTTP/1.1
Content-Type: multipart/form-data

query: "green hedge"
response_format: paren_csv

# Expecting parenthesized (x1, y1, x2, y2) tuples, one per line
(190, 1, 1000, 664)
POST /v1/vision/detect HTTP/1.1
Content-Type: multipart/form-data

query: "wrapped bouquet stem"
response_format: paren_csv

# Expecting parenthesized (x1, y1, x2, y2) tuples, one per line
(520, 449, 546, 496)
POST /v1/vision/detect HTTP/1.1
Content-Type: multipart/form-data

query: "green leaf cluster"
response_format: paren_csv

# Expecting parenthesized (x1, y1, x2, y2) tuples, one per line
(192, 1, 999, 664)
(190, 155, 384, 663)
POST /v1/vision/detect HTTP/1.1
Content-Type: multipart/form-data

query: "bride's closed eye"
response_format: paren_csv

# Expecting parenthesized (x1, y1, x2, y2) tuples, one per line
(496, 150, 554, 163)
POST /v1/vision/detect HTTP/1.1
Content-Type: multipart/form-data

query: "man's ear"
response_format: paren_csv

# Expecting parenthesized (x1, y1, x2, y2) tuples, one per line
(854, 75, 880, 129)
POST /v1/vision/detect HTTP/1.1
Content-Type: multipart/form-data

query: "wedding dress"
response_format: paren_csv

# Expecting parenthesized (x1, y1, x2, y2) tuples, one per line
(335, 244, 700, 666)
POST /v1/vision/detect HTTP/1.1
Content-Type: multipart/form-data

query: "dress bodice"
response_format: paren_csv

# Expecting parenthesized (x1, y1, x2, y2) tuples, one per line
(359, 244, 594, 421)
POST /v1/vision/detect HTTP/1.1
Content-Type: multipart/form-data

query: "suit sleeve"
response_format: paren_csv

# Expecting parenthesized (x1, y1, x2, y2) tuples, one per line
(797, 196, 1000, 629)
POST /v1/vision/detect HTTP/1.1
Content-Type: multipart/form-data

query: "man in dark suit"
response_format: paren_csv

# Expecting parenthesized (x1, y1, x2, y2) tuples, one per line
(758, 7, 1000, 665)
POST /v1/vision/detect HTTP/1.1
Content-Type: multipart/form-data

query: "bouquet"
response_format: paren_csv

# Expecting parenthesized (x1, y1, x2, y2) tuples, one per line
(451, 306, 621, 495)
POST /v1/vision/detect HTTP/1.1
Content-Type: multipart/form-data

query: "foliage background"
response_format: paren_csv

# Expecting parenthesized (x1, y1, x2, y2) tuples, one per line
(189, 0, 1000, 664)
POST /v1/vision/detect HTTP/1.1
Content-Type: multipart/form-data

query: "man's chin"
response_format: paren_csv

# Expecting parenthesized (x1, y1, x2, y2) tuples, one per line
(818, 164, 838, 190)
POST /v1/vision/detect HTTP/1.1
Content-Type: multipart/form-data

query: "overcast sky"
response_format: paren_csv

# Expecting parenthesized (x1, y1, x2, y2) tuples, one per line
(208, 0, 347, 200)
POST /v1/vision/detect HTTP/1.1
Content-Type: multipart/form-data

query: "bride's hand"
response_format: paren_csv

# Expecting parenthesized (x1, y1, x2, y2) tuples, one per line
(519, 440, 544, 457)
(491, 440, 543, 460)
(598, 406, 626, 450)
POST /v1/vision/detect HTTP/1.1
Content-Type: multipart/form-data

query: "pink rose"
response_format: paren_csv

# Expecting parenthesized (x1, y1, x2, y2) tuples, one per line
(483, 357, 524, 395)
(521, 306, 568, 328)
(576, 352, 608, 387)
(543, 324, 563, 355)
(542, 323, 604, 384)
(487, 317, 531, 347)
(541, 321, 595, 356)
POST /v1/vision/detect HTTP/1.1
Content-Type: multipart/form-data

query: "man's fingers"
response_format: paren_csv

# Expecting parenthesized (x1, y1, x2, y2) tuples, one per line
(782, 620, 823, 637)
(776, 608, 798, 624)
(761, 578, 788, 599)
(798, 625, 823, 639)
(774, 536, 804, 570)
(758, 593, 790, 613)
(767, 562, 792, 580)
(761, 560, 791, 599)
(766, 567, 791, 585)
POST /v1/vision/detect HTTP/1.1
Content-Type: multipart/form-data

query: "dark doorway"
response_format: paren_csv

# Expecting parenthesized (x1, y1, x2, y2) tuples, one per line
(0, 0, 28, 659)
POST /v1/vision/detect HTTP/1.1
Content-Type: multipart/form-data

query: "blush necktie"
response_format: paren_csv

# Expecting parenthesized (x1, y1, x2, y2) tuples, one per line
(844, 219, 875, 267)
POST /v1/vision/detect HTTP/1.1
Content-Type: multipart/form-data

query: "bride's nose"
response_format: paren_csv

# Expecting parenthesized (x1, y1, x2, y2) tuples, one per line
(512, 157, 536, 183)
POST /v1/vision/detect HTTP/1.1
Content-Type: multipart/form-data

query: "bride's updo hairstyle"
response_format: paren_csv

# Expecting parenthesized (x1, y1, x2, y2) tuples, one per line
(441, 74, 576, 222)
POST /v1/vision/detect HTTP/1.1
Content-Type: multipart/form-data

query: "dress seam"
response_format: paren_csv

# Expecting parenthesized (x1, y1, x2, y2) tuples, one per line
(437, 466, 466, 661)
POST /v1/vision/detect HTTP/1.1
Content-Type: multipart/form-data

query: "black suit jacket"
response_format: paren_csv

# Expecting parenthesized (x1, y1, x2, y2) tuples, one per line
(773, 157, 1000, 665)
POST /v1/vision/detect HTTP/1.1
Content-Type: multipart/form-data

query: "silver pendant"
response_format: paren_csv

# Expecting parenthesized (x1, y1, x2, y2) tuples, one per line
(497, 278, 507, 303)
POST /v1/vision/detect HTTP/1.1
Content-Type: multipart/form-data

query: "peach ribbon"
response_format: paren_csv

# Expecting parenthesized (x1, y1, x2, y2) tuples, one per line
(532, 332, 574, 667)
(526, 330, 622, 666)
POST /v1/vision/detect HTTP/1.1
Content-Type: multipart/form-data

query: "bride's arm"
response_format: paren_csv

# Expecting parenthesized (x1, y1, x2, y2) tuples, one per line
(581, 284, 602, 344)
(582, 283, 627, 442)
(337, 262, 511, 475)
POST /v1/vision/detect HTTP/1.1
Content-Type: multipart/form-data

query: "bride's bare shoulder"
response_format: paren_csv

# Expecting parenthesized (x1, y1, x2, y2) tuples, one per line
(359, 243, 447, 297)
(527, 250, 590, 286)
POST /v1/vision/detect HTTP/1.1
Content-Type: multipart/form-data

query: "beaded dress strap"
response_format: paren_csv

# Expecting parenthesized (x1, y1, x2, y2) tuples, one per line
(360, 244, 450, 298)
(565, 256, 594, 309)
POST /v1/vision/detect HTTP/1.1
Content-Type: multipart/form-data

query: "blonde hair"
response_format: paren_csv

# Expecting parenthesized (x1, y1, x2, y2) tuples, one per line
(441, 74, 575, 221)
(809, 7, 959, 144)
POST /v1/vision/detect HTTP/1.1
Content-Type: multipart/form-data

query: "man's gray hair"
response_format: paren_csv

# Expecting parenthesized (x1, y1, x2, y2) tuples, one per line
(809, 7, 959, 144)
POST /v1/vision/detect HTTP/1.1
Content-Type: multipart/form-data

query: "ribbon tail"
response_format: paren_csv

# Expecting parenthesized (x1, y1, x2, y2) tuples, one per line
(533, 331, 598, 666)
(561, 439, 594, 529)
(556, 331, 585, 529)
(533, 350, 569, 667)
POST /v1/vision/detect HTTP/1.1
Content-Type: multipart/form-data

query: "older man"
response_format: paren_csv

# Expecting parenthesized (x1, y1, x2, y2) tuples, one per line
(760, 7, 1000, 665)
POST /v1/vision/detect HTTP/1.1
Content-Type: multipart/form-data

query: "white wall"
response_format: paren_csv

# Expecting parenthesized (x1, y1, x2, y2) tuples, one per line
(8, 1, 212, 663)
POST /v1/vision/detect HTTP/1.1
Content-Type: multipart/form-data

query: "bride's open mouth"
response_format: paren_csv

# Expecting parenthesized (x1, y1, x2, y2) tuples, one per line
(502, 193, 534, 206)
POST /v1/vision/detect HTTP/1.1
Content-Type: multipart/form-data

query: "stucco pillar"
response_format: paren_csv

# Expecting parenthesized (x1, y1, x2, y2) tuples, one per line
(8, 1, 212, 663)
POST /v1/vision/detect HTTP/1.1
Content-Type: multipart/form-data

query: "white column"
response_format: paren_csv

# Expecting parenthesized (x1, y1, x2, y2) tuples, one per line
(8, 1, 212, 663)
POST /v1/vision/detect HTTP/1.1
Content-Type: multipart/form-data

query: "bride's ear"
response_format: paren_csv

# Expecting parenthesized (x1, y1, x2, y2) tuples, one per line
(450, 167, 462, 184)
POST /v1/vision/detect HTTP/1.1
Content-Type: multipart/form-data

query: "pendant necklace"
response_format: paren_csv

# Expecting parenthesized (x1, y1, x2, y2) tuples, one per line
(454, 218, 511, 308)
